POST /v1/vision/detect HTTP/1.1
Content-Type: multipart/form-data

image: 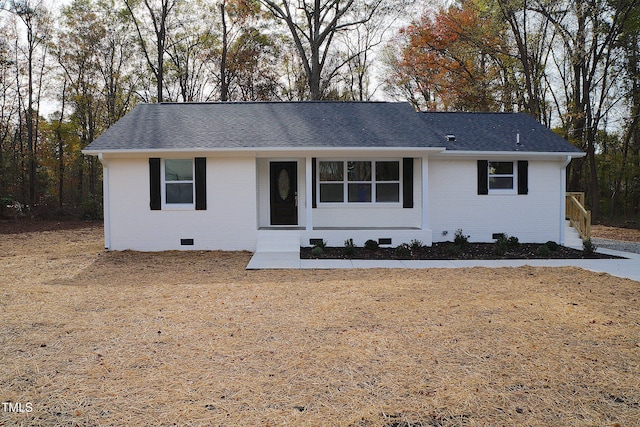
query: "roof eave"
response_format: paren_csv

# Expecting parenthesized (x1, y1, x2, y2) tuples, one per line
(433, 150, 585, 159)
(82, 146, 448, 156)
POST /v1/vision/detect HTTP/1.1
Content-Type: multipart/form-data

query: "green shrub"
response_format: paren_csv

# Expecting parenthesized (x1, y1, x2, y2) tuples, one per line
(493, 233, 519, 256)
(545, 241, 559, 251)
(311, 246, 324, 257)
(582, 239, 597, 256)
(493, 234, 509, 256)
(344, 238, 356, 257)
(313, 240, 327, 249)
(453, 229, 469, 247)
(447, 245, 462, 257)
(409, 239, 424, 252)
(364, 239, 379, 251)
(537, 244, 551, 258)
(395, 243, 411, 258)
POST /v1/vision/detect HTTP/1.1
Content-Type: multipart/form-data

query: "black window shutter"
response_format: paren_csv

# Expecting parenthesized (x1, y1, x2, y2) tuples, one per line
(403, 158, 414, 208)
(518, 160, 528, 195)
(195, 157, 207, 210)
(312, 158, 317, 208)
(477, 160, 488, 195)
(149, 158, 161, 210)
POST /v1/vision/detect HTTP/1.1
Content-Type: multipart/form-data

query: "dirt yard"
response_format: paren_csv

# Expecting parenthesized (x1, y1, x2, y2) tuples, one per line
(0, 223, 639, 426)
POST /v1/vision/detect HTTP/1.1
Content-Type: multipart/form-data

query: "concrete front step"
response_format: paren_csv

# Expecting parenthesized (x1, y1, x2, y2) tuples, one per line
(255, 230, 301, 253)
(564, 221, 583, 249)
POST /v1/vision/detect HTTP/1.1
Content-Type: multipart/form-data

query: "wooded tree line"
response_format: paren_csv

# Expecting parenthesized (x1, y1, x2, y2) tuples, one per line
(0, 0, 638, 222)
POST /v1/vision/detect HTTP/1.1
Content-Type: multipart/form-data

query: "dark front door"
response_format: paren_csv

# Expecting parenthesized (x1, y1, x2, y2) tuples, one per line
(270, 162, 298, 225)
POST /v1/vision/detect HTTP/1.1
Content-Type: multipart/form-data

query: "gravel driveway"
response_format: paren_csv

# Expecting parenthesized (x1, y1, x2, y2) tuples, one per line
(592, 238, 640, 254)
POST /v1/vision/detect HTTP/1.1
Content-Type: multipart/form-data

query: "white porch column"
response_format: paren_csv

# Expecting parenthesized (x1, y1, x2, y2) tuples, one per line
(305, 156, 313, 231)
(421, 156, 429, 230)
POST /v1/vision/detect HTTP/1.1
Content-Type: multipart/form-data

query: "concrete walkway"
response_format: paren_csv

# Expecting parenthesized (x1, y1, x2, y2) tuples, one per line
(247, 247, 640, 282)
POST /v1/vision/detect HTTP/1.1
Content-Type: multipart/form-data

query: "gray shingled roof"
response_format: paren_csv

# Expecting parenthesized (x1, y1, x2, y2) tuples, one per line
(83, 102, 582, 154)
(420, 111, 583, 153)
(84, 101, 444, 151)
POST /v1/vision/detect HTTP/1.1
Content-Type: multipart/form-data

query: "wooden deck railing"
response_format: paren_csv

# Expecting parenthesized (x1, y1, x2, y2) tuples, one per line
(566, 192, 591, 241)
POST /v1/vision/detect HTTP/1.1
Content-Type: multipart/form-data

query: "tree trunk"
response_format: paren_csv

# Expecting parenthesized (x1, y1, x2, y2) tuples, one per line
(220, 1, 229, 101)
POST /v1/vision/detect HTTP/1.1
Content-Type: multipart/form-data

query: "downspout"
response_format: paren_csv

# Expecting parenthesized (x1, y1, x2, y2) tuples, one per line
(559, 155, 572, 245)
(98, 153, 111, 250)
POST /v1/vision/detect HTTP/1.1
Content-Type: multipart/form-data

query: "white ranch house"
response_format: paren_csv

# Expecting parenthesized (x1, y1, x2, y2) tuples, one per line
(82, 102, 584, 252)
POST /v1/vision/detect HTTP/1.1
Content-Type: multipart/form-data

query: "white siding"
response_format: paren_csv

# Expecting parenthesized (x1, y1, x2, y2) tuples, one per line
(428, 158, 563, 243)
(106, 156, 257, 251)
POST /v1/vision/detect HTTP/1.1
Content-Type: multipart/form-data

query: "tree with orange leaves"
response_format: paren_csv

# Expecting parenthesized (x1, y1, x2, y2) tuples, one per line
(385, 0, 514, 112)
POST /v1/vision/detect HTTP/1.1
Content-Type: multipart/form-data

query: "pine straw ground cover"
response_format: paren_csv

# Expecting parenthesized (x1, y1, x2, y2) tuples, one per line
(0, 224, 639, 427)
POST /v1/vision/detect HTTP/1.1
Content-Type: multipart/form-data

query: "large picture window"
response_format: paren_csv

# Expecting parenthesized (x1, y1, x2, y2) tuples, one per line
(164, 159, 194, 205)
(318, 160, 401, 204)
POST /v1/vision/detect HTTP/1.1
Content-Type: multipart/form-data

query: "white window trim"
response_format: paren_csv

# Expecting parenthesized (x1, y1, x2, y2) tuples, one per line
(317, 159, 403, 206)
(488, 161, 517, 195)
(161, 159, 195, 210)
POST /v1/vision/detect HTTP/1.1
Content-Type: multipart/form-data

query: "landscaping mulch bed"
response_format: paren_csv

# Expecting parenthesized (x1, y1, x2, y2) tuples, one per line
(301, 241, 621, 260)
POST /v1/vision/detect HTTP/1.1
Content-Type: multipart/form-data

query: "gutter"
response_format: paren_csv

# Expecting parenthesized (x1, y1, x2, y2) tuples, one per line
(431, 150, 586, 159)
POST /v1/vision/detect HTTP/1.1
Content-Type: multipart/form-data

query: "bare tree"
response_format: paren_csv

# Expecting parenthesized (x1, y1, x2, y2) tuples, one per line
(124, 0, 177, 102)
(260, 0, 383, 100)
(4, 0, 50, 206)
(533, 0, 639, 219)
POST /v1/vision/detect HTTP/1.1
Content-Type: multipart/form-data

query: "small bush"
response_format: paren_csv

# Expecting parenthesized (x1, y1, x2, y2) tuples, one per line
(447, 245, 462, 257)
(409, 239, 424, 252)
(453, 229, 469, 247)
(493, 233, 519, 256)
(344, 238, 356, 257)
(493, 234, 509, 256)
(395, 243, 411, 258)
(582, 239, 597, 257)
(313, 240, 327, 249)
(545, 241, 559, 251)
(311, 246, 324, 257)
(364, 239, 379, 251)
(537, 244, 552, 258)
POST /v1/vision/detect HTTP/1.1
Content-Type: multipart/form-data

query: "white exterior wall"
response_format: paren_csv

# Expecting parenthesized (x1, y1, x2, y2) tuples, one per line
(428, 158, 563, 243)
(102, 152, 569, 252)
(105, 156, 258, 251)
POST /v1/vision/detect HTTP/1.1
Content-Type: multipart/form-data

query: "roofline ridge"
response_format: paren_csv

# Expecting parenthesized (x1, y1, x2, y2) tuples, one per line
(151, 100, 398, 106)
(420, 110, 529, 115)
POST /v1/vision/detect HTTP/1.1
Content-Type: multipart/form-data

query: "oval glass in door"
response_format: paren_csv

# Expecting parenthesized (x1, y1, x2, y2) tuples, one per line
(277, 168, 290, 200)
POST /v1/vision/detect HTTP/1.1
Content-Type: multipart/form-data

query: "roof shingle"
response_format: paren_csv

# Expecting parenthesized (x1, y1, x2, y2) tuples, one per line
(419, 111, 582, 153)
(83, 102, 582, 154)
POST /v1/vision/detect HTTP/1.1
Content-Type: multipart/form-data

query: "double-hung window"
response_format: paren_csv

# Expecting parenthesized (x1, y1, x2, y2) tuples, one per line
(150, 157, 207, 210)
(488, 161, 515, 192)
(318, 160, 401, 204)
(478, 160, 528, 195)
(164, 159, 194, 206)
